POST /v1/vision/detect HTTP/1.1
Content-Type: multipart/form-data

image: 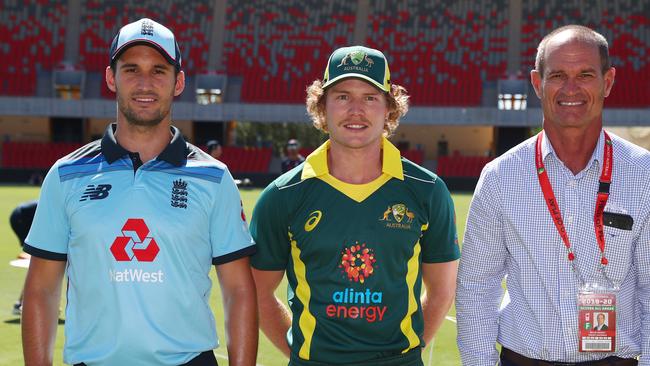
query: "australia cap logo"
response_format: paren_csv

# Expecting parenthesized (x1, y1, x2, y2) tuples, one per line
(337, 50, 374, 68)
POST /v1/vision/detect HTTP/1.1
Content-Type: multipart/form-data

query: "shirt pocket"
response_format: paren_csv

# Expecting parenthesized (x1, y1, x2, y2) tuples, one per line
(601, 225, 635, 284)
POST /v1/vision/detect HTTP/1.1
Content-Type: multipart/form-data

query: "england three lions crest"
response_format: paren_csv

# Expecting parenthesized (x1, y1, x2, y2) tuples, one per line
(171, 179, 188, 209)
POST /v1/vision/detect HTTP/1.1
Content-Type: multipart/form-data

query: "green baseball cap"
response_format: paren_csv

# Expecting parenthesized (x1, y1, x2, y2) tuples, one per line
(322, 46, 391, 92)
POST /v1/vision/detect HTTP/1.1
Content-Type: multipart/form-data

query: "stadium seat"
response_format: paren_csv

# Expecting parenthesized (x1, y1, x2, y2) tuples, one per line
(436, 154, 492, 178)
(366, 1, 508, 106)
(520, 0, 650, 107)
(223, 1, 357, 103)
(0, 1, 67, 96)
(1, 141, 82, 169)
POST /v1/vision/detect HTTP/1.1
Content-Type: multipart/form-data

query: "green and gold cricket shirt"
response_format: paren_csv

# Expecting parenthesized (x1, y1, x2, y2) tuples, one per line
(250, 138, 460, 365)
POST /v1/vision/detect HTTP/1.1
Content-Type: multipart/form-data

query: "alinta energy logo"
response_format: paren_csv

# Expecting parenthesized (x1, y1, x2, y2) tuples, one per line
(379, 203, 415, 230)
(339, 242, 376, 284)
(326, 242, 386, 323)
(109, 219, 164, 283)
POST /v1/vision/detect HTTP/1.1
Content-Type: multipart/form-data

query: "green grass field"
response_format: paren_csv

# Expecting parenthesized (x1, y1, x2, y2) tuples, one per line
(0, 185, 471, 366)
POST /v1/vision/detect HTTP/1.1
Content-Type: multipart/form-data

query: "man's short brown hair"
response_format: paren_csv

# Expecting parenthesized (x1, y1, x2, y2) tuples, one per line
(535, 24, 611, 76)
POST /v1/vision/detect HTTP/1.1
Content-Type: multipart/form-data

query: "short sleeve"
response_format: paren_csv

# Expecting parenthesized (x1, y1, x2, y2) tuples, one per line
(249, 182, 291, 270)
(420, 177, 460, 263)
(210, 169, 256, 265)
(24, 165, 69, 260)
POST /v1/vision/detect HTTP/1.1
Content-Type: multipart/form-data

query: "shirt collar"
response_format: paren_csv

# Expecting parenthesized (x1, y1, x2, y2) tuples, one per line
(301, 136, 404, 181)
(541, 129, 605, 173)
(101, 123, 187, 166)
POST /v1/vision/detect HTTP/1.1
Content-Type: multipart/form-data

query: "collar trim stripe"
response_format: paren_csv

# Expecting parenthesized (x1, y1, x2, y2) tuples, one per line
(300, 137, 404, 202)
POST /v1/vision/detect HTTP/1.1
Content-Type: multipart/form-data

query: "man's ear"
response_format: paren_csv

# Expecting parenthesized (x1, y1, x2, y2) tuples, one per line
(530, 70, 542, 99)
(105, 66, 117, 93)
(174, 71, 186, 97)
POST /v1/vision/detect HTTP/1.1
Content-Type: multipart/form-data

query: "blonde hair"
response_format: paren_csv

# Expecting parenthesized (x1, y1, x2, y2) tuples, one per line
(305, 79, 409, 137)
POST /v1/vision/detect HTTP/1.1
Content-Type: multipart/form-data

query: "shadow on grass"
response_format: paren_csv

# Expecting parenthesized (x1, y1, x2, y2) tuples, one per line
(4, 318, 65, 325)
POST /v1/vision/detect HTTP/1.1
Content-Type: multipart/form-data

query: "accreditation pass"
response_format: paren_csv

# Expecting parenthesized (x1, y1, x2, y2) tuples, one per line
(578, 292, 616, 352)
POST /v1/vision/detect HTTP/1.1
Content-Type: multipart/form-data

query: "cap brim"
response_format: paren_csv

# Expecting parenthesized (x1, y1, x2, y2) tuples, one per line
(323, 73, 388, 92)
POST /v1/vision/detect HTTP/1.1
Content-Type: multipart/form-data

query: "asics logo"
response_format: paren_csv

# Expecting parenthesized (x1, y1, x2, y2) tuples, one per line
(79, 184, 112, 201)
(304, 210, 322, 232)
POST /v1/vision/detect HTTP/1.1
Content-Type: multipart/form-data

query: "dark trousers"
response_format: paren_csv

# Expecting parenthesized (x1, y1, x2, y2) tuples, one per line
(501, 347, 638, 366)
(75, 350, 218, 366)
(9, 208, 29, 246)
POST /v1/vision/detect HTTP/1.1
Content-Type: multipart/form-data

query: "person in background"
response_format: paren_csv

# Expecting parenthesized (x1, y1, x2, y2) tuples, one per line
(8, 200, 37, 315)
(280, 138, 305, 173)
(206, 139, 222, 160)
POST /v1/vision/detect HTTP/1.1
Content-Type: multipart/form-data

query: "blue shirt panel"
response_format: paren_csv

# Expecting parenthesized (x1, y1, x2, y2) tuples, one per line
(26, 149, 254, 366)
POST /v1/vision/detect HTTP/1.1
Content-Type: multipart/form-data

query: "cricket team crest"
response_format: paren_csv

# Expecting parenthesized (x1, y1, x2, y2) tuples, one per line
(171, 179, 188, 209)
(380, 203, 415, 229)
(337, 50, 375, 69)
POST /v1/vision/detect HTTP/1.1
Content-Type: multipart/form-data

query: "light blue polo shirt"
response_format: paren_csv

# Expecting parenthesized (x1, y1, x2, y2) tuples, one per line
(25, 124, 256, 366)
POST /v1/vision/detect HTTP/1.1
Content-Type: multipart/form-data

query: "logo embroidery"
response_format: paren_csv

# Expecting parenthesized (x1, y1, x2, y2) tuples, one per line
(141, 19, 154, 36)
(79, 184, 112, 201)
(110, 218, 160, 262)
(171, 179, 188, 209)
(380, 203, 415, 229)
(304, 210, 322, 232)
(339, 242, 376, 284)
(338, 50, 374, 68)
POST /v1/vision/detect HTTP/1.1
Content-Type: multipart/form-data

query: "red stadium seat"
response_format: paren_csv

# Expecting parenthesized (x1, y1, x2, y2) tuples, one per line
(520, 1, 650, 107)
(0, 1, 67, 96)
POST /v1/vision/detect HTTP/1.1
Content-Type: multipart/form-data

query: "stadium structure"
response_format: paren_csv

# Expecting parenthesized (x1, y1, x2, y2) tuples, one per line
(1, 0, 649, 188)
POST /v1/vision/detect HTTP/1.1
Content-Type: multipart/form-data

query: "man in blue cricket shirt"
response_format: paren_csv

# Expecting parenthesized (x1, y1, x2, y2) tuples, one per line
(21, 18, 258, 366)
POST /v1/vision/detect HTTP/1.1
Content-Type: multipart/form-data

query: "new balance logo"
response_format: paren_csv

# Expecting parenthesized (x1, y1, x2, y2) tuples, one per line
(79, 184, 112, 201)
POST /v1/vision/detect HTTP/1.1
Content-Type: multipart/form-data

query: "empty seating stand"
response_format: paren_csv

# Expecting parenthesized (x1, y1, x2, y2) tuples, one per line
(1, 141, 82, 169)
(223, 1, 357, 103)
(366, 0, 509, 106)
(400, 149, 424, 165)
(437, 154, 492, 178)
(521, 0, 650, 107)
(0, 1, 67, 96)
(199, 145, 272, 174)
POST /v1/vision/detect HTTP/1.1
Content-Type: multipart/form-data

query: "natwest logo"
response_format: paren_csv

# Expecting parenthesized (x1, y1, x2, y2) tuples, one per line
(110, 219, 160, 262)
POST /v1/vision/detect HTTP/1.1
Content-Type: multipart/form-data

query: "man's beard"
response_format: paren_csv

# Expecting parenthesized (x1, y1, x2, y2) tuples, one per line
(117, 91, 170, 127)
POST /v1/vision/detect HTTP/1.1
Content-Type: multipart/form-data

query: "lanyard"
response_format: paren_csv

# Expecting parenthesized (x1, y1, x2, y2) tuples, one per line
(535, 131, 613, 266)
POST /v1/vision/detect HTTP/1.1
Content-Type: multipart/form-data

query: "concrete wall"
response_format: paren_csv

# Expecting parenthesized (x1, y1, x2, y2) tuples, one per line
(0, 116, 50, 142)
(392, 125, 494, 160)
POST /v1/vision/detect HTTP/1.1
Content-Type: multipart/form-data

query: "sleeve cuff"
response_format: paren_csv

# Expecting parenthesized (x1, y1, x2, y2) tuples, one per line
(24, 244, 67, 261)
(212, 245, 257, 265)
(422, 252, 461, 263)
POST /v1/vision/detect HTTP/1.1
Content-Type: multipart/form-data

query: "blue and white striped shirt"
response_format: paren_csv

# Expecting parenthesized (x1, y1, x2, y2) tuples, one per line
(456, 130, 650, 365)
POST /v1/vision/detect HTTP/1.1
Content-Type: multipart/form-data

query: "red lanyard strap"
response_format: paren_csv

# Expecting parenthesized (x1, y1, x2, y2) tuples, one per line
(535, 131, 613, 265)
